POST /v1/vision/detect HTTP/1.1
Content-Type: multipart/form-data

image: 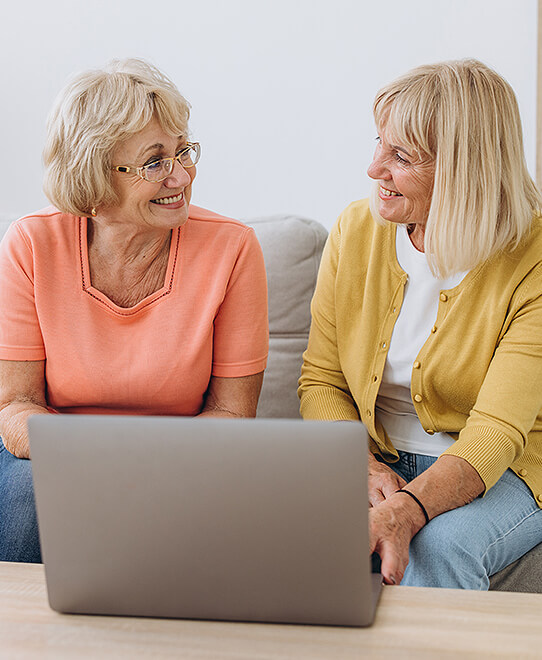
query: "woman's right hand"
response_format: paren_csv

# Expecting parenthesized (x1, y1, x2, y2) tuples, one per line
(368, 452, 407, 507)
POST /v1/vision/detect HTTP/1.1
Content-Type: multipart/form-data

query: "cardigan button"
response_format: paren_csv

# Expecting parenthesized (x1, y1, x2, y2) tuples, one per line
(431, 326, 437, 333)
(367, 410, 372, 417)
(519, 468, 528, 477)
(440, 293, 448, 302)
(426, 429, 434, 435)
(414, 394, 423, 403)
(413, 361, 421, 369)
(537, 494, 542, 503)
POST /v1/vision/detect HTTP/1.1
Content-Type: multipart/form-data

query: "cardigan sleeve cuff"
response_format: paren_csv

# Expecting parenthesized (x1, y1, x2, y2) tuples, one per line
(441, 425, 520, 492)
(299, 387, 360, 421)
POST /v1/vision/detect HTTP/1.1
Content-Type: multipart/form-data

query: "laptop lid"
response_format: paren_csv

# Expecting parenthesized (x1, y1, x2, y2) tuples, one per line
(29, 415, 381, 626)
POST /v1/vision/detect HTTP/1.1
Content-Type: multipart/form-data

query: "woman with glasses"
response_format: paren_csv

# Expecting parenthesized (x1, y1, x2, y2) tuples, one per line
(299, 59, 542, 589)
(0, 59, 268, 562)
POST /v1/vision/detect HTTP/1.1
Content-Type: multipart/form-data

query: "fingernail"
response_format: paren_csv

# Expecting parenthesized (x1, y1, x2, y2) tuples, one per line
(389, 575, 396, 585)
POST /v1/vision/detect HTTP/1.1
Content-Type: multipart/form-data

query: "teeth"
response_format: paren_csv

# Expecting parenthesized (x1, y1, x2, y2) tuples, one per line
(381, 187, 402, 197)
(152, 192, 184, 205)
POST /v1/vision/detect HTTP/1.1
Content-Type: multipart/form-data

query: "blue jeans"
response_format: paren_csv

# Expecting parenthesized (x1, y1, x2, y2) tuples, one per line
(0, 439, 41, 562)
(386, 451, 542, 589)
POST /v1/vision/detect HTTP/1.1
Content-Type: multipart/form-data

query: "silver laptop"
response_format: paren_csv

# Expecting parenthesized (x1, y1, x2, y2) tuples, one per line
(28, 415, 382, 627)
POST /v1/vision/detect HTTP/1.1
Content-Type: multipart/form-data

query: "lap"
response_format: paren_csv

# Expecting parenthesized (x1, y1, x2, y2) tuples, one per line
(383, 451, 542, 588)
(0, 439, 41, 563)
(414, 469, 542, 568)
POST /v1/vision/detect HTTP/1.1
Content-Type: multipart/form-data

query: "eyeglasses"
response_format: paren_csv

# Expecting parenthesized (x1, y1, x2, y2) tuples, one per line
(113, 142, 201, 183)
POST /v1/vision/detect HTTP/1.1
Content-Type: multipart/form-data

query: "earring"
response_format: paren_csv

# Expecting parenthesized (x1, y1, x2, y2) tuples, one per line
(91, 207, 97, 217)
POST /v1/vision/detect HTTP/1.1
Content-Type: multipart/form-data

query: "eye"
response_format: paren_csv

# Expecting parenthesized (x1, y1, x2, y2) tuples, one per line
(394, 153, 410, 165)
(144, 157, 163, 172)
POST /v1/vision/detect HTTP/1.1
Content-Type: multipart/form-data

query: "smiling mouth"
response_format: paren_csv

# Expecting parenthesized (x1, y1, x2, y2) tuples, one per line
(151, 192, 184, 205)
(380, 186, 403, 197)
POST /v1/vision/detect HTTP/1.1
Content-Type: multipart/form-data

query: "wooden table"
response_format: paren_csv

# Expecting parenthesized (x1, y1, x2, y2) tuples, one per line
(1, 562, 541, 659)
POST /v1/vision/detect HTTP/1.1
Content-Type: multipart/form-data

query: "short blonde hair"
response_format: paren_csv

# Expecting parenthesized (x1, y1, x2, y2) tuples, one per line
(43, 58, 191, 217)
(370, 59, 542, 277)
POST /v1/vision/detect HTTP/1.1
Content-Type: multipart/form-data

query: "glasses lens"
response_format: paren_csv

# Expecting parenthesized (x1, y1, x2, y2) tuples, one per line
(178, 144, 200, 168)
(144, 159, 172, 182)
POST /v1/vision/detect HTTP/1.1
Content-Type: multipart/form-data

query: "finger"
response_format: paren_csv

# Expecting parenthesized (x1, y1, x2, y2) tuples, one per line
(379, 540, 407, 586)
(368, 488, 386, 507)
(380, 479, 406, 500)
(396, 474, 408, 488)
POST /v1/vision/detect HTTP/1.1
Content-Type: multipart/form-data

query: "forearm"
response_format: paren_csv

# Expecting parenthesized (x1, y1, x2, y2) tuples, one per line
(0, 402, 50, 458)
(198, 407, 250, 419)
(400, 454, 485, 521)
(199, 373, 263, 419)
(370, 455, 484, 585)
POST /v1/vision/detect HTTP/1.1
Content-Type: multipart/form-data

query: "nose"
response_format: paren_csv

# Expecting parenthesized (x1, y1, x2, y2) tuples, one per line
(367, 149, 389, 181)
(164, 159, 193, 187)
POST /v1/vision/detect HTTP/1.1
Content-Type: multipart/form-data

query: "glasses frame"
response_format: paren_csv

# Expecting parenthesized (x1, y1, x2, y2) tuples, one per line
(113, 141, 201, 183)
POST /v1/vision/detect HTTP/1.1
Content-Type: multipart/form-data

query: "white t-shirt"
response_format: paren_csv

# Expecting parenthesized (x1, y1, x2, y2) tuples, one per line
(375, 226, 466, 456)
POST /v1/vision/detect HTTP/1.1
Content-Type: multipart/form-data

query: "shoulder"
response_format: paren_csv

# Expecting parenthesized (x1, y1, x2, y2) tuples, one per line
(1, 207, 77, 253)
(187, 205, 253, 236)
(329, 198, 393, 257)
(183, 206, 263, 267)
(526, 214, 542, 250)
(7, 206, 77, 239)
(501, 214, 542, 272)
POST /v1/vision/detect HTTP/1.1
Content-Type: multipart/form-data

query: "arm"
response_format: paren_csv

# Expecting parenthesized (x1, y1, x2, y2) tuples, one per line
(370, 455, 484, 585)
(199, 373, 264, 418)
(371, 263, 542, 584)
(299, 219, 406, 500)
(298, 220, 360, 421)
(0, 360, 49, 459)
(208, 227, 268, 407)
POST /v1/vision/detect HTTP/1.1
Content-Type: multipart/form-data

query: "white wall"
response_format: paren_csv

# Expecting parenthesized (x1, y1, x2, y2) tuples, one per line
(0, 0, 537, 228)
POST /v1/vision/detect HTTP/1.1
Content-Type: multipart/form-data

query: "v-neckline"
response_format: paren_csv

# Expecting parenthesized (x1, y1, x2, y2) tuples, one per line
(78, 217, 181, 316)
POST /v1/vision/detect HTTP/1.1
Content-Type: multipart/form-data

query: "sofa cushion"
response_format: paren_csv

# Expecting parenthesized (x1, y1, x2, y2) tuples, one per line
(245, 215, 328, 419)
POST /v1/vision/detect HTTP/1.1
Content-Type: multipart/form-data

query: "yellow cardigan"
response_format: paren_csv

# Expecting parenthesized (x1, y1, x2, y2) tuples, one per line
(298, 199, 542, 507)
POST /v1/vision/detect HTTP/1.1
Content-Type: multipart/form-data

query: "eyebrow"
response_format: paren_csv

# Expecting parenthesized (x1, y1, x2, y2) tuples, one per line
(391, 144, 413, 157)
(136, 137, 186, 160)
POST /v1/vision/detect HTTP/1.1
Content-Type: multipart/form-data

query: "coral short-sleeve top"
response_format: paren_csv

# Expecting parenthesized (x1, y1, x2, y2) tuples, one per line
(0, 205, 268, 416)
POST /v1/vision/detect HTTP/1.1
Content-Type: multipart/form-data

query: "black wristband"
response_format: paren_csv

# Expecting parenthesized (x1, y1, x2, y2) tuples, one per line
(396, 488, 430, 525)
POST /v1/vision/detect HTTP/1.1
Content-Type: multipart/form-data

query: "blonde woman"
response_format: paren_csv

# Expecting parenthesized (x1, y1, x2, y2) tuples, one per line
(299, 59, 542, 589)
(0, 59, 268, 562)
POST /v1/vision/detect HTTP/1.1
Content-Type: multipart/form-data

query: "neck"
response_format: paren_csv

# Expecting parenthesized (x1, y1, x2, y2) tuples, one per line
(406, 223, 425, 252)
(87, 217, 172, 266)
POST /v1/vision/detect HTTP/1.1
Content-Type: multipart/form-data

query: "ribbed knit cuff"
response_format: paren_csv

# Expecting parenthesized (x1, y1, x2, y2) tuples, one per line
(442, 425, 519, 492)
(299, 387, 359, 421)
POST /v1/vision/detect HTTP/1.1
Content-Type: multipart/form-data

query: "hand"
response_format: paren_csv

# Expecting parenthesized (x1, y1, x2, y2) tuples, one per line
(369, 492, 426, 585)
(368, 452, 407, 507)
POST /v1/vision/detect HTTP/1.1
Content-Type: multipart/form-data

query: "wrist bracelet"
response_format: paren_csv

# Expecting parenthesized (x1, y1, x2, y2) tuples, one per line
(396, 488, 430, 525)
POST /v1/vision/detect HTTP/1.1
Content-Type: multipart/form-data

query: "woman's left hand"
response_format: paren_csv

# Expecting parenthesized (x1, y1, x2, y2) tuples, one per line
(369, 491, 427, 585)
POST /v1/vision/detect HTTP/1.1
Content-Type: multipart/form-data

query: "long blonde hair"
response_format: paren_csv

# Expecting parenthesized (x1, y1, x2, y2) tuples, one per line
(371, 59, 541, 277)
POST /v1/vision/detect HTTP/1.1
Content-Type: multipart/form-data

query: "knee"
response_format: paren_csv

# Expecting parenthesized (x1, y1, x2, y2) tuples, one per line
(403, 518, 489, 589)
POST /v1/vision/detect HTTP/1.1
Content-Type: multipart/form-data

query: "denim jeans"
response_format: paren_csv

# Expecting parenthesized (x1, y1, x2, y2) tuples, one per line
(0, 439, 41, 562)
(386, 451, 542, 589)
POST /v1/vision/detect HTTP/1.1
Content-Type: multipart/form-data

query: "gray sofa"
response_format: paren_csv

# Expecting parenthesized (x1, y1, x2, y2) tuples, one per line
(0, 213, 539, 591)
(246, 214, 542, 594)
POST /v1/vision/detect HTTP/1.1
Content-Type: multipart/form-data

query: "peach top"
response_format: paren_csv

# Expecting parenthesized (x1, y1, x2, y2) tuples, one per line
(0, 205, 268, 416)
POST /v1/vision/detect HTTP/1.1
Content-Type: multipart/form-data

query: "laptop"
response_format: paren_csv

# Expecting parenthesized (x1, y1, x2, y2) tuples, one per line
(28, 415, 382, 627)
